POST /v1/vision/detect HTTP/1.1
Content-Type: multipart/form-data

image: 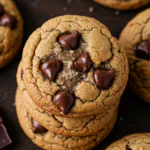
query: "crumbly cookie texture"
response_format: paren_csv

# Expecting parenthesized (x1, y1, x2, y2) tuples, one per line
(16, 88, 117, 150)
(17, 61, 118, 137)
(22, 15, 128, 117)
(106, 133, 150, 150)
(0, 0, 23, 68)
(120, 9, 150, 103)
(94, 0, 150, 10)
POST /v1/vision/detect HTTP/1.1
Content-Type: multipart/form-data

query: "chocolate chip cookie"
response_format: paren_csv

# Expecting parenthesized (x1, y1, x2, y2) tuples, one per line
(17, 61, 118, 137)
(120, 9, 150, 103)
(106, 133, 150, 150)
(16, 87, 118, 150)
(22, 15, 128, 117)
(94, 0, 150, 10)
(0, 0, 23, 68)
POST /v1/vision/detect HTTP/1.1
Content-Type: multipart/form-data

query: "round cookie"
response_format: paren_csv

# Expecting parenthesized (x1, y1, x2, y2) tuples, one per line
(16, 87, 118, 150)
(0, 0, 23, 68)
(94, 0, 150, 10)
(120, 9, 150, 103)
(106, 133, 150, 150)
(17, 62, 118, 137)
(22, 15, 128, 117)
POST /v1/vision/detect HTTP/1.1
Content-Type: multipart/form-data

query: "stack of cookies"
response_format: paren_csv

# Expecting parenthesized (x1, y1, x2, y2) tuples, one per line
(16, 15, 128, 150)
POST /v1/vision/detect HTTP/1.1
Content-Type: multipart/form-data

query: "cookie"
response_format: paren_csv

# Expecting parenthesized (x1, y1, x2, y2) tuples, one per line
(0, 0, 23, 68)
(17, 61, 118, 137)
(22, 15, 128, 117)
(120, 9, 150, 103)
(94, 0, 150, 10)
(106, 133, 150, 150)
(16, 87, 118, 150)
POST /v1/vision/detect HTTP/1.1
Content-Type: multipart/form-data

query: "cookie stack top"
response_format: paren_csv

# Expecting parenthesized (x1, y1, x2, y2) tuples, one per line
(21, 15, 128, 118)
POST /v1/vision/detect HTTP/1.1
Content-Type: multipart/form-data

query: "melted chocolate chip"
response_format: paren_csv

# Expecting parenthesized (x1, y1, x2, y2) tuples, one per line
(58, 30, 80, 49)
(126, 145, 132, 150)
(73, 53, 92, 73)
(53, 92, 75, 115)
(41, 60, 63, 81)
(0, 4, 4, 16)
(94, 68, 116, 90)
(0, 14, 17, 29)
(31, 118, 47, 134)
(136, 41, 150, 59)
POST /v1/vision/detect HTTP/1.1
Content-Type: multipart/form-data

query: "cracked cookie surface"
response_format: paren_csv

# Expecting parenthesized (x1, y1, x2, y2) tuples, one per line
(16, 87, 117, 150)
(0, 0, 23, 68)
(94, 0, 150, 10)
(22, 15, 128, 117)
(17, 61, 118, 137)
(120, 9, 150, 103)
(106, 133, 150, 150)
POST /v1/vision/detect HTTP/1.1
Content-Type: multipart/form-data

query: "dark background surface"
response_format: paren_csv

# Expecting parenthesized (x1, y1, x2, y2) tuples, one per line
(0, 0, 150, 150)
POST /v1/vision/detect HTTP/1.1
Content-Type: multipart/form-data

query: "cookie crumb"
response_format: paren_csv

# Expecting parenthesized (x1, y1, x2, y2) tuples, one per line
(120, 117, 123, 121)
(67, 0, 72, 4)
(63, 7, 68, 12)
(115, 10, 120, 15)
(12, 103, 16, 107)
(104, 17, 108, 20)
(4, 92, 7, 96)
(89, 6, 95, 13)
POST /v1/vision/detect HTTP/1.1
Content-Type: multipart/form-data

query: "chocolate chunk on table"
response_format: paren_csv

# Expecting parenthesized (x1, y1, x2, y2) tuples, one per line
(0, 115, 12, 149)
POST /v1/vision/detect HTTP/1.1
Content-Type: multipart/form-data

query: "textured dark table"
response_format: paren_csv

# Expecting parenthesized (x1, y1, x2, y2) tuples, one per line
(0, 0, 150, 150)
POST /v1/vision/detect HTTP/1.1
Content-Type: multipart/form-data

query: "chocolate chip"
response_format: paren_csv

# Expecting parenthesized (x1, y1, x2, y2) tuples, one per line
(0, 14, 17, 29)
(41, 60, 63, 81)
(73, 53, 92, 73)
(126, 145, 132, 150)
(58, 30, 80, 49)
(94, 68, 116, 90)
(0, 4, 4, 16)
(31, 118, 47, 134)
(0, 115, 12, 149)
(53, 92, 75, 115)
(136, 41, 150, 59)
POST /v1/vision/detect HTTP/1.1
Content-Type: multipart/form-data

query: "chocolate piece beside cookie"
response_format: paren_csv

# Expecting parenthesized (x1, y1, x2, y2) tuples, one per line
(0, 114, 12, 149)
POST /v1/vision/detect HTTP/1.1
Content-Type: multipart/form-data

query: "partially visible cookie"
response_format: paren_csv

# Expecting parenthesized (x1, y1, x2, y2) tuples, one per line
(94, 0, 150, 10)
(22, 15, 128, 117)
(16, 87, 117, 150)
(0, 0, 23, 68)
(16, 61, 118, 137)
(120, 8, 150, 103)
(106, 133, 150, 150)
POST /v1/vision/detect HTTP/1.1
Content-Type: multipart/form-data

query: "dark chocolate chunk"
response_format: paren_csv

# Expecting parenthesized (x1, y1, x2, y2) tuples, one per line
(0, 115, 12, 149)
(41, 60, 63, 81)
(0, 14, 17, 29)
(0, 4, 4, 16)
(136, 41, 150, 59)
(31, 118, 47, 134)
(94, 68, 116, 90)
(58, 30, 80, 49)
(73, 53, 92, 73)
(53, 92, 75, 115)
